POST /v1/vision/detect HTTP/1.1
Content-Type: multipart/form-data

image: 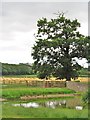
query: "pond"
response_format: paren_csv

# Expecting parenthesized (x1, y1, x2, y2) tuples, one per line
(3, 97, 85, 110)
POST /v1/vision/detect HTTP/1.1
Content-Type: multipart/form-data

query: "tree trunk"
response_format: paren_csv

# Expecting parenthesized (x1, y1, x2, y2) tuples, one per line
(66, 75, 71, 81)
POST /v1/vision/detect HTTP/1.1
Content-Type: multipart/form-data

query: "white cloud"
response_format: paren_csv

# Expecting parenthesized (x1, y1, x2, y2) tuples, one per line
(0, 29, 36, 63)
(0, 50, 33, 64)
(0, 2, 88, 66)
(2, 0, 89, 2)
(78, 22, 88, 36)
(75, 58, 88, 68)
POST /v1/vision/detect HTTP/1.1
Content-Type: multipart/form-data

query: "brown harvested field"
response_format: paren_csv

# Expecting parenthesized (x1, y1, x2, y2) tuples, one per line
(0, 77, 41, 84)
(77, 77, 89, 82)
(0, 77, 89, 84)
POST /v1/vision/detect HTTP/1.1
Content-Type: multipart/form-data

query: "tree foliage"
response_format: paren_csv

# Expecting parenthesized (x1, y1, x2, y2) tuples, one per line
(2, 63, 34, 75)
(32, 13, 90, 81)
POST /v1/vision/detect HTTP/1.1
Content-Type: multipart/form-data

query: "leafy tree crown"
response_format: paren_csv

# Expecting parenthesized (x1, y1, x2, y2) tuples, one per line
(32, 13, 89, 80)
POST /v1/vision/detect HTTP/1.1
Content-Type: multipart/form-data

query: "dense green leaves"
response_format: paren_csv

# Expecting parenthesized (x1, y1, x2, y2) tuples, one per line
(32, 13, 90, 80)
(2, 63, 34, 75)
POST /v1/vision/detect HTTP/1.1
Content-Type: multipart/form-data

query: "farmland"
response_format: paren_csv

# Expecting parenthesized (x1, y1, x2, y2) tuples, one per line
(0, 5, 90, 119)
(1, 83, 88, 118)
(0, 76, 89, 118)
(0, 76, 89, 85)
(2, 103, 88, 118)
(2, 86, 76, 99)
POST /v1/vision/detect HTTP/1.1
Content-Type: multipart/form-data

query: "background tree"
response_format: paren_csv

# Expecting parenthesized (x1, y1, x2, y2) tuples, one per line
(32, 13, 89, 81)
(2, 63, 34, 75)
(85, 36, 90, 71)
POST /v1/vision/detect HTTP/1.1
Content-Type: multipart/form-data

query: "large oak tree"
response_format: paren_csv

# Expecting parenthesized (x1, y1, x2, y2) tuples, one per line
(32, 13, 89, 81)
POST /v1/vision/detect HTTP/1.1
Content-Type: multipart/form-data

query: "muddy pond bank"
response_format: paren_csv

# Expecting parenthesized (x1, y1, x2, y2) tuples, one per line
(3, 96, 85, 109)
(20, 93, 80, 100)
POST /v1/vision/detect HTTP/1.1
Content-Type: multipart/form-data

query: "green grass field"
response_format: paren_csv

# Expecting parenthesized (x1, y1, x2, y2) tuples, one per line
(2, 84, 75, 99)
(2, 103, 88, 118)
(1, 84, 88, 118)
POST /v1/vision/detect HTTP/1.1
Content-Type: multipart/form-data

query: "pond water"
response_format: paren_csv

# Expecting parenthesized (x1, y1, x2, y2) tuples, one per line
(10, 97, 84, 110)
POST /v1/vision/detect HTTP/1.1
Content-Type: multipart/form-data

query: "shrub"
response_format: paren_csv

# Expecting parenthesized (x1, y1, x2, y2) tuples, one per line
(82, 89, 90, 103)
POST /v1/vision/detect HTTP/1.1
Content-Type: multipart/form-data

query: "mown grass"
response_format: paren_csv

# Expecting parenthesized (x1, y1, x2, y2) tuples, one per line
(1, 85, 75, 99)
(2, 84, 30, 89)
(2, 103, 88, 118)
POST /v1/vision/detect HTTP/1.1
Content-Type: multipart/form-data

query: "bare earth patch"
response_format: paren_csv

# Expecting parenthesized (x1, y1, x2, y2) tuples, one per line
(20, 93, 80, 100)
(0, 98, 7, 102)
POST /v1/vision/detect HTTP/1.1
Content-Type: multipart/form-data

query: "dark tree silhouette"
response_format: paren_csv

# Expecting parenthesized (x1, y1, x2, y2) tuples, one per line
(32, 13, 90, 81)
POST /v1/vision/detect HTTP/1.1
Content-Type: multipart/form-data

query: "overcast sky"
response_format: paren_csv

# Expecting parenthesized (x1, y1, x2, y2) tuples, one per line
(0, 2, 89, 67)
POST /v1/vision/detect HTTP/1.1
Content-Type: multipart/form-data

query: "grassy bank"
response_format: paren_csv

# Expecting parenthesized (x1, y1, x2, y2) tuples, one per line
(2, 86, 75, 99)
(1, 83, 88, 119)
(2, 103, 88, 118)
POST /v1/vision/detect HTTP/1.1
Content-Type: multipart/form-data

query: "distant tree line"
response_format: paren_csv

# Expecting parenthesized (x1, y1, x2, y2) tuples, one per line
(78, 68, 89, 77)
(0, 62, 89, 77)
(1, 63, 34, 75)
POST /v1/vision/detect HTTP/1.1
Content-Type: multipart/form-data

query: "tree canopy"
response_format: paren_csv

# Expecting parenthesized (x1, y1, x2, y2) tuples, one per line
(32, 13, 90, 81)
(2, 63, 34, 75)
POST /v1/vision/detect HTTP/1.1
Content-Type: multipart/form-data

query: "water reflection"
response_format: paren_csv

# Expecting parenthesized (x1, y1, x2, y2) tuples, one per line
(12, 102, 39, 108)
(42, 100, 66, 109)
(12, 97, 83, 109)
